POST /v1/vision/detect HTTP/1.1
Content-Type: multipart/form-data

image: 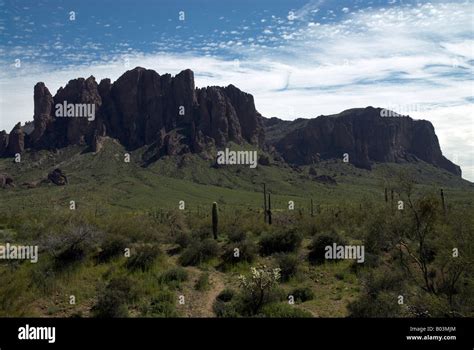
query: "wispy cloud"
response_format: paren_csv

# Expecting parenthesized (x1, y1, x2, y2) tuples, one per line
(0, 1, 472, 180)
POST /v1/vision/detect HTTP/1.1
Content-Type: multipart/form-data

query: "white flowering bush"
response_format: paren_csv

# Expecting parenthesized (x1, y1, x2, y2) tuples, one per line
(238, 265, 281, 314)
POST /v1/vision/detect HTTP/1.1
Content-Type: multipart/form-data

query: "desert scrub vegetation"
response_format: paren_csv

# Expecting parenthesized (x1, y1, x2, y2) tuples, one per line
(125, 244, 162, 272)
(275, 253, 300, 282)
(92, 275, 139, 318)
(258, 228, 302, 256)
(0, 180, 472, 318)
(221, 239, 257, 269)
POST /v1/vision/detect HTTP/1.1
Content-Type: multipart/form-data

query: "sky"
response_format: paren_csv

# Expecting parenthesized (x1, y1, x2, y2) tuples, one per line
(0, 0, 473, 180)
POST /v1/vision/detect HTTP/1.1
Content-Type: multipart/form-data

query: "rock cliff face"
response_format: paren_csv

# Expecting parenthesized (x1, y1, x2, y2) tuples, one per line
(0, 67, 461, 177)
(268, 107, 461, 176)
(0, 131, 8, 155)
(29, 82, 53, 147)
(1, 67, 264, 162)
(6, 122, 24, 156)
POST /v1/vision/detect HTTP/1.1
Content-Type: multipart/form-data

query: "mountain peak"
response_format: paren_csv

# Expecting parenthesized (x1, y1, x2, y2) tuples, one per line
(269, 108, 461, 176)
(0, 68, 461, 177)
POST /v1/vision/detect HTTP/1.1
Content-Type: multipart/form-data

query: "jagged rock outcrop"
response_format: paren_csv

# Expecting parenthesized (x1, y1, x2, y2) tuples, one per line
(53, 76, 103, 147)
(270, 107, 461, 176)
(309, 167, 318, 176)
(8, 67, 264, 163)
(315, 175, 337, 185)
(0, 173, 14, 188)
(258, 154, 271, 166)
(47, 168, 68, 186)
(6, 122, 24, 156)
(29, 82, 53, 146)
(0, 68, 461, 177)
(0, 131, 8, 155)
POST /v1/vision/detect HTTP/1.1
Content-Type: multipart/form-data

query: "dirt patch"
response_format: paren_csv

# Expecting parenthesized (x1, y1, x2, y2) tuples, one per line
(178, 267, 226, 317)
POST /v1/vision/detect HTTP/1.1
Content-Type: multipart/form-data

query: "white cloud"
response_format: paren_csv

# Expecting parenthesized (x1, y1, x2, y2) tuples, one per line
(0, 1, 472, 180)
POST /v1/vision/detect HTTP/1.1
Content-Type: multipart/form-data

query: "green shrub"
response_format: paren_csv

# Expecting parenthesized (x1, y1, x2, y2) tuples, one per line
(125, 245, 161, 272)
(348, 266, 406, 317)
(259, 229, 302, 256)
(95, 298, 127, 318)
(290, 286, 314, 303)
(179, 239, 219, 266)
(141, 290, 179, 317)
(227, 230, 247, 243)
(44, 225, 102, 269)
(213, 289, 240, 317)
(174, 231, 191, 250)
(275, 253, 299, 282)
(159, 267, 188, 286)
(30, 261, 56, 294)
(308, 232, 346, 265)
(95, 235, 128, 263)
(213, 300, 240, 318)
(236, 266, 283, 315)
(195, 272, 210, 291)
(259, 303, 312, 318)
(348, 292, 402, 317)
(216, 289, 235, 302)
(221, 240, 257, 267)
(92, 276, 138, 318)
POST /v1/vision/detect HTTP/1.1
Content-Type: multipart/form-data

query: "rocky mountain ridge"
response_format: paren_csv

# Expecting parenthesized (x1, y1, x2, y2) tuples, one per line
(0, 67, 461, 177)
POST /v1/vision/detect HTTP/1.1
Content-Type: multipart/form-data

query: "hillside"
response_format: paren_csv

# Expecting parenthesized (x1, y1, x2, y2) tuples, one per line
(1, 137, 472, 216)
(0, 68, 472, 320)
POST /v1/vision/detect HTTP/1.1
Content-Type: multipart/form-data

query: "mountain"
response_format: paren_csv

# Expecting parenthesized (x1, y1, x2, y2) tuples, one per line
(263, 108, 461, 176)
(0, 67, 461, 177)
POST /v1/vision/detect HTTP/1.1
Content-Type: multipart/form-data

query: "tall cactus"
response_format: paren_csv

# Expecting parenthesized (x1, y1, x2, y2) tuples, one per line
(212, 202, 219, 239)
(267, 193, 272, 225)
(440, 188, 446, 215)
(263, 183, 267, 223)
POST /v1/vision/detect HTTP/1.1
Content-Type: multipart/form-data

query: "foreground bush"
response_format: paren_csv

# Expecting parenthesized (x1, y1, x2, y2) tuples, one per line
(42, 224, 102, 269)
(158, 267, 188, 286)
(221, 240, 257, 267)
(348, 291, 403, 317)
(95, 235, 129, 263)
(348, 266, 406, 317)
(259, 229, 302, 256)
(125, 245, 161, 272)
(195, 272, 210, 291)
(141, 290, 179, 317)
(179, 239, 219, 266)
(308, 232, 346, 265)
(92, 276, 138, 318)
(227, 230, 247, 243)
(238, 265, 281, 315)
(275, 253, 299, 282)
(174, 231, 192, 250)
(290, 286, 314, 303)
(216, 289, 235, 303)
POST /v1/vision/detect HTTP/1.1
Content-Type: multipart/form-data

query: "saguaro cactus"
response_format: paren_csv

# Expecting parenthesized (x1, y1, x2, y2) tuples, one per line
(263, 183, 267, 223)
(212, 202, 219, 239)
(267, 193, 272, 225)
(391, 189, 394, 211)
(440, 189, 446, 215)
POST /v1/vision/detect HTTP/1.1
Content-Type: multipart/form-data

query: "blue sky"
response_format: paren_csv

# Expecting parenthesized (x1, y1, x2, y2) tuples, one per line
(0, 0, 473, 179)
